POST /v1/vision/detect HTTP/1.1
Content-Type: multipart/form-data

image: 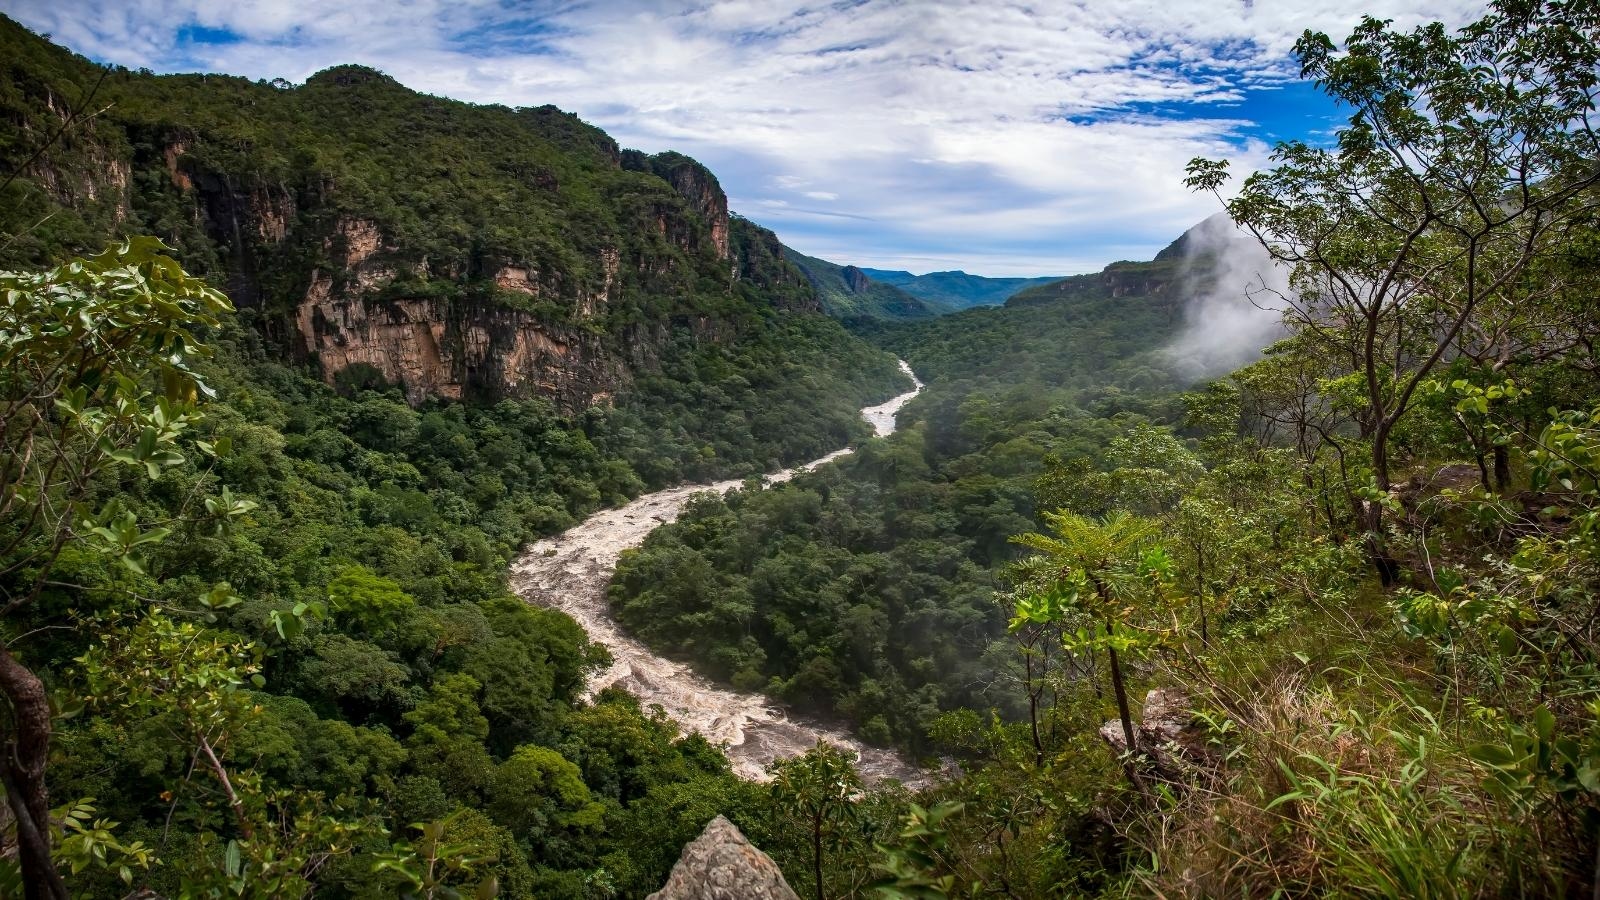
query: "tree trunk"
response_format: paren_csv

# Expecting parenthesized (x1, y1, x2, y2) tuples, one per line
(1363, 500, 1401, 587)
(1494, 444, 1511, 493)
(0, 645, 67, 900)
(1367, 429, 1401, 586)
(1105, 625, 1136, 754)
(1025, 651, 1043, 768)
(812, 817, 824, 900)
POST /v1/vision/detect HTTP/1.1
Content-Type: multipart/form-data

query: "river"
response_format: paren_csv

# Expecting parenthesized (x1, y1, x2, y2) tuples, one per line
(509, 360, 931, 786)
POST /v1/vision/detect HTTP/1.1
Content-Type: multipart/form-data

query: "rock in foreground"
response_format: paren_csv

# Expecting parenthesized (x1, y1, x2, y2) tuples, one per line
(648, 815, 799, 900)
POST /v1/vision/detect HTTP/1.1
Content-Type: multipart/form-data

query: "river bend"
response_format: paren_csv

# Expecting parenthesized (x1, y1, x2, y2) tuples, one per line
(510, 361, 929, 785)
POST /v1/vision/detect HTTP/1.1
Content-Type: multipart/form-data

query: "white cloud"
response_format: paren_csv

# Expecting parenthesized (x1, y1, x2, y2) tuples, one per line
(5, 0, 1489, 275)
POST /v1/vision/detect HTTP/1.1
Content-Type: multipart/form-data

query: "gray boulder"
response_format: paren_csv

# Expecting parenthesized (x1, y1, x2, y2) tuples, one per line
(648, 815, 799, 900)
(1100, 688, 1218, 777)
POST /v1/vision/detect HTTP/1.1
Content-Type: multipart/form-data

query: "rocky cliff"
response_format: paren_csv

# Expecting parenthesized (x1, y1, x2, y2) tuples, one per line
(623, 150, 731, 261)
(0, 16, 823, 410)
(841, 264, 871, 293)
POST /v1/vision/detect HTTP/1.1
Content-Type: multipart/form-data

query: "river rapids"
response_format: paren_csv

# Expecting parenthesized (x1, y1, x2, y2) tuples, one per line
(510, 361, 932, 786)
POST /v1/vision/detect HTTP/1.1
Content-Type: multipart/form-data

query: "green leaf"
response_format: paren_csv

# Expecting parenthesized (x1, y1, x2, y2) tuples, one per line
(1534, 706, 1556, 744)
(1468, 743, 1516, 767)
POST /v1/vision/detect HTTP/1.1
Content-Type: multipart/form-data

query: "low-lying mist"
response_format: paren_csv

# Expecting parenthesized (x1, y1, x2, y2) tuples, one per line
(1163, 213, 1287, 380)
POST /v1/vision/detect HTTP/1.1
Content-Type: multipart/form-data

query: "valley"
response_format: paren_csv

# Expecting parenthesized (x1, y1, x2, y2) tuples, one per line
(512, 362, 929, 785)
(1, 3, 1598, 899)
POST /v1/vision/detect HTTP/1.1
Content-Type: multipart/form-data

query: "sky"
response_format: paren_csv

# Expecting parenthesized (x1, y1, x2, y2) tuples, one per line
(3, 0, 1490, 276)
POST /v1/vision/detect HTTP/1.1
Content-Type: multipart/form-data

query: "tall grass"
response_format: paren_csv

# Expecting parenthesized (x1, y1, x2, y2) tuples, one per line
(1120, 590, 1576, 899)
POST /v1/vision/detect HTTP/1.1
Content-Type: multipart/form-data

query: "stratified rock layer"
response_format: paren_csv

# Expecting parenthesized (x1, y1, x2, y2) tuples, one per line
(0, 19, 824, 412)
(647, 816, 799, 900)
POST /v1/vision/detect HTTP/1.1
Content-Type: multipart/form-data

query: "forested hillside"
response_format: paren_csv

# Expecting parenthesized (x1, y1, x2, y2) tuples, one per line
(781, 245, 940, 321)
(4, 2, 1600, 899)
(0, 14, 911, 899)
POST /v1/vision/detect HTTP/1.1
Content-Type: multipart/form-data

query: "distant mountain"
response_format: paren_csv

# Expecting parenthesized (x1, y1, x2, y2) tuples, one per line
(1003, 253, 1183, 310)
(782, 245, 940, 320)
(1005, 214, 1254, 308)
(857, 268, 1066, 310)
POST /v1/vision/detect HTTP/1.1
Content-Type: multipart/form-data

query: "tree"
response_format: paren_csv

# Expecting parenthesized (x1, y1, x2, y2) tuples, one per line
(1000, 579, 1069, 769)
(1187, 0, 1600, 582)
(1011, 511, 1168, 780)
(77, 614, 375, 898)
(404, 673, 496, 801)
(0, 238, 231, 897)
(770, 741, 862, 900)
(487, 745, 604, 864)
(326, 565, 416, 632)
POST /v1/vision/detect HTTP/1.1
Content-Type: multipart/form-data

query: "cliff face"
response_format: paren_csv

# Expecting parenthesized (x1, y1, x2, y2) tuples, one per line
(841, 264, 871, 293)
(288, 216, 625, 406)
(624, 150, 731, 260)
(0, 17, 821, 410)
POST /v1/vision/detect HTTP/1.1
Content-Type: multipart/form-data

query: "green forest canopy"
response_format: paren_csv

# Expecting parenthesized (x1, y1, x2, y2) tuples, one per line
(1, 2, 1599, 899)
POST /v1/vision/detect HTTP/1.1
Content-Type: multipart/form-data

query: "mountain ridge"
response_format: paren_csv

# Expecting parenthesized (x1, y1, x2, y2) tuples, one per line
(859, 266, 1066, 310)
(779, 242, 940, 320)
(0, 15, 901, 414)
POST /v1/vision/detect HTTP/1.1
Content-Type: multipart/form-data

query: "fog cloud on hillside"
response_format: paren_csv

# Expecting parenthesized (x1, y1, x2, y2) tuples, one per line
(1164, 214, 1288, 379)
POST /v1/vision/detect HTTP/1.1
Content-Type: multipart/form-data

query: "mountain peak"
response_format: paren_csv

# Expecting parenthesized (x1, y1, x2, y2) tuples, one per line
(304, 64, 398, 88)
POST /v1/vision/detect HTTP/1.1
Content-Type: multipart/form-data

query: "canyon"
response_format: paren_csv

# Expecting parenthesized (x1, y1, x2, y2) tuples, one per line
(511, 361, 933, 786)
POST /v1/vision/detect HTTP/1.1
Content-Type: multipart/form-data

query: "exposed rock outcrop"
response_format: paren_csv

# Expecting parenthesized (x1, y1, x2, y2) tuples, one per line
(648, 816, 799, 900)
(278, 215, 630, 405)
(623, 150, 731, 260)
(1100, 688, 1217, 777)
(1403, 463, 1483, 499)
(297, 292, 620, 406)
(842, 265, 871, 294)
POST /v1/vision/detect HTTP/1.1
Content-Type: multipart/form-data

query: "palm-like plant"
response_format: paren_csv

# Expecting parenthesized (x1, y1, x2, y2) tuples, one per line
(1012, 511, 1157, 766)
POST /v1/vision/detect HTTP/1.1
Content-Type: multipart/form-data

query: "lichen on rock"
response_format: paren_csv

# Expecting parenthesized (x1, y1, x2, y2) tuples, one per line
(647, 816, 799, 900)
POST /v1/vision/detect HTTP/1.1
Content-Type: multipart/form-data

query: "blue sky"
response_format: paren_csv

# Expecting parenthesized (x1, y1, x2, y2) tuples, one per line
(4, 0, 1488, 275)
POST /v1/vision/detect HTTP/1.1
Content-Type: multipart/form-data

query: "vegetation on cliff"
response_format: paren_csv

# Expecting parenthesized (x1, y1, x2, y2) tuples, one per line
(618, 3, 1600, 898)
(2, 1, 1600, 899)
(0, 13, 911, 900)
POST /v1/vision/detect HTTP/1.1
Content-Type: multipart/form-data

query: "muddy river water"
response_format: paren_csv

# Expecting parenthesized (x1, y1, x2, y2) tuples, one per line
(509, 361, 933, 786)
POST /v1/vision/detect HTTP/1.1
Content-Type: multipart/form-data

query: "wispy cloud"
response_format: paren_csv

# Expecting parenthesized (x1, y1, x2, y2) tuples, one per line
(6, 0, 1487, 275)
